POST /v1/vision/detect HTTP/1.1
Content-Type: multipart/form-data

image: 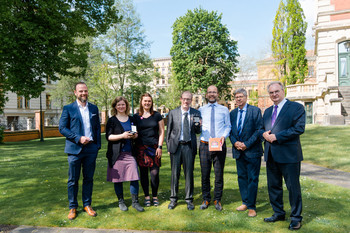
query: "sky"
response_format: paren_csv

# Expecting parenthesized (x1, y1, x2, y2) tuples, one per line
(133, 0, 317, 60)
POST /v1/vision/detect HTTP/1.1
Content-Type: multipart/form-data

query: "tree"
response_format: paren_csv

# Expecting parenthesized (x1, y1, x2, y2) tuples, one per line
(0, 0, 119, 113)
(95, 0, 153, 100)
(170, 8, 239, 99)
(272, 0, 308, 85)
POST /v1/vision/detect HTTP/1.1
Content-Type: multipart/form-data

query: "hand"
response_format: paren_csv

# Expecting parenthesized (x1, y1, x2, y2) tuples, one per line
(263, 130, 277, 143)
(234, 141, 247, 151)
(122, 131, 133, 139)
(220, 136, 225, 146)
(79, 136, 91, 145)
(156, 148, 162, 158)
(130, 132, 138, 139)
(240, 142, 247, 151)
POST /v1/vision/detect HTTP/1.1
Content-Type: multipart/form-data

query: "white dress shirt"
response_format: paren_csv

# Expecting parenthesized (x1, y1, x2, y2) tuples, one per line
(77, 100, 93, 141)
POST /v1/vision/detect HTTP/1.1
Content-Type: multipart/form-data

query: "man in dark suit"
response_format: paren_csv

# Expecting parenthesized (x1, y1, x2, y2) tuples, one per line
(166, 91, 201, 210)
(59, 82, 101, 220)
(262, 81, 305, 230)
(229, 88, 263, 217)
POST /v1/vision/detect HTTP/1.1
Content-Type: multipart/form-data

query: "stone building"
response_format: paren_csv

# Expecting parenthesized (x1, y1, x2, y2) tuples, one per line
(286, 0, 350, 125)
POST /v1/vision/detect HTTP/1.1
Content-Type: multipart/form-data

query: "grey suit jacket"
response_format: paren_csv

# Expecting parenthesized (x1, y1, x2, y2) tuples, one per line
(166, 107, 201, 156)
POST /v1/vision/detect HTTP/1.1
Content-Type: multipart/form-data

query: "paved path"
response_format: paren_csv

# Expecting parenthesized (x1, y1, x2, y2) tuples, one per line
(3, 149, 350, 233)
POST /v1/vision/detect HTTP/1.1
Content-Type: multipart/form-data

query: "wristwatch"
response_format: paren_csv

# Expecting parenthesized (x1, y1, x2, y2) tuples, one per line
(158, 145, 162, 149)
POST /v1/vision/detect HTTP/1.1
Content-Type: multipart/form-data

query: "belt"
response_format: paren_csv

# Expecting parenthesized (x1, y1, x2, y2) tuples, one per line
(179, 141, 191, 145)
(200, 140, 208, 144)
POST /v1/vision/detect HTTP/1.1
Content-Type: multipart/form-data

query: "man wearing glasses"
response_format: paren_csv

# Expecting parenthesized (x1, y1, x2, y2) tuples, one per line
(198, 85, 231, 211)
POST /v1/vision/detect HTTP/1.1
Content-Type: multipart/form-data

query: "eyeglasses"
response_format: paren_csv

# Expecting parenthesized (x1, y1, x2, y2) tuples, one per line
(269, 90, 281, 95)
(235, 95, 245, 99)
(208, 91, 217, 94)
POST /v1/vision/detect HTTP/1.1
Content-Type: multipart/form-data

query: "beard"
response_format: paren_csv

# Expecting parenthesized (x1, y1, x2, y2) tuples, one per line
(78, 96, 88, 103)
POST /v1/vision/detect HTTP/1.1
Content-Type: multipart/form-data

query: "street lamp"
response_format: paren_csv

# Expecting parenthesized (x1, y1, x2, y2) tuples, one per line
(344, 41, 350, 52)
(39, 93, 44, 142)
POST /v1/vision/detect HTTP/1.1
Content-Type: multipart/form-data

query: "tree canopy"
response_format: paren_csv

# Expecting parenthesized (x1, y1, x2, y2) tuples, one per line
(0, 0, 119, 113)
(94, 0, 153, 104)
(170, 8, 239, 99)
(272, 0, 308, 85)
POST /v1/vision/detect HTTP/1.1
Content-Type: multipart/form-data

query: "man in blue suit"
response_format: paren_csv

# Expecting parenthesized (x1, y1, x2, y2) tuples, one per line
(59, 82, 101, 220)
(262, 81, 305, 231)
(229, 88, 263, 217)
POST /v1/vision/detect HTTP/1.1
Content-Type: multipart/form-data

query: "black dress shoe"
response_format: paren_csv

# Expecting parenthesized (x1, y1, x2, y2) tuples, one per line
(264, 215, 285, 222)
(187, 202, 194, 210)
(289, 220, 301, 230)
(168, 201, 177, 210)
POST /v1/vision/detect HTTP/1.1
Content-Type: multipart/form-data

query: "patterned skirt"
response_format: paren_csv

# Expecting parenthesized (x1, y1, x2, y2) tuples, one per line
(136, 144, 161, 168)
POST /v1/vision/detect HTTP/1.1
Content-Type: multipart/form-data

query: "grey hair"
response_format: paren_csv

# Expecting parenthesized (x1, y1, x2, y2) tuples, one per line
(267, 81, 284, 91)
(181, 90, 193, 99)
(234, 88, 247, 97)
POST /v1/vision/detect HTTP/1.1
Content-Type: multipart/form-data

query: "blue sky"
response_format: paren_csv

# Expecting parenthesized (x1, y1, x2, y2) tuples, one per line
(133, 0, 316, 59)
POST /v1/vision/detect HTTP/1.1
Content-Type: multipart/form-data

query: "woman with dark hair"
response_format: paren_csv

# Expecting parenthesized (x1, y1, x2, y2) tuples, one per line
(134, 93, 165, 207)
(105, 96, 144, 212)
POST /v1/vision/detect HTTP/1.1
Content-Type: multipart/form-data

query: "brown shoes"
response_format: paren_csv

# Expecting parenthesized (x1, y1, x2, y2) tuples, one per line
(236, 204, 248, 211)
(248, 209, 257, 217)
(84, 206, 97, 217)
(68, 208, 77, 220)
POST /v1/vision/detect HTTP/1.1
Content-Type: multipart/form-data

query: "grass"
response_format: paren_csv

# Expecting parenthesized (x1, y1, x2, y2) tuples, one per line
(0, 125, 350, 232)
(301, 125, 350, 172)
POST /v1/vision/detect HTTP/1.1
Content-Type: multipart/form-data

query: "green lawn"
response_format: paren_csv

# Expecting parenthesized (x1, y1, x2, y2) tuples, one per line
(0, 126, 350, 232)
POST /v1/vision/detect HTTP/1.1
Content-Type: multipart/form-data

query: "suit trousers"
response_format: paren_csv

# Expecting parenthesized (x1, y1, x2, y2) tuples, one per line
(67, 143, 98, 209)
(236, 153, 261, 210)
(266, 151, 303, 222)
(199, 142, 226, 202)
(170, 143, 194, 203)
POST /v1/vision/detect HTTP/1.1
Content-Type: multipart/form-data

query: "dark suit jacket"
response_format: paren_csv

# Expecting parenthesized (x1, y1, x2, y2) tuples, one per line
(166, 107, 201, 156)
(229, 104, 263, 159)
(105, 115, 136, 167)
(263, 99, 305, 163)
(59, 101, 101, 155)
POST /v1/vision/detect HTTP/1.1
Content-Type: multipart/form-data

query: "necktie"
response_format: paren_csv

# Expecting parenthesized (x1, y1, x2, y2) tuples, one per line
(210, 104, 215, 138)
(237, 109, 244, 138)
(271, 105, 278, 127)
(183, 112, 190, 141)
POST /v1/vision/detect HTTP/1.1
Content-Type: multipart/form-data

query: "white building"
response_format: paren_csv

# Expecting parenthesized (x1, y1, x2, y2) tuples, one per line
(286, 0, 350, 125)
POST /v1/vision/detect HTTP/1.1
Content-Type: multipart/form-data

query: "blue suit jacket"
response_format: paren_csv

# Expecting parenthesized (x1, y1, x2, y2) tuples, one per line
(229, 104, 263, 159)
(262, 99, 305, 163)
(59, 101, 101, 155)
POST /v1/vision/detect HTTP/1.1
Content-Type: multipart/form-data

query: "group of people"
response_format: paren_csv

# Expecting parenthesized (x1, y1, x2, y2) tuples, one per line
(59, 81, 305, 231)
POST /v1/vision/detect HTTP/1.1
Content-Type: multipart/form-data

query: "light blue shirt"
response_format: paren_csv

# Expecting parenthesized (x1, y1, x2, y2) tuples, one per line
(199, 102, 231, 142)
(180, 108, 191, 141)
(236, 103, 248, 128)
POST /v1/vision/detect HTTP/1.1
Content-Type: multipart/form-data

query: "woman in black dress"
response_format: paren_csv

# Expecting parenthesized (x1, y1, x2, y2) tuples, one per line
(134, 93, 165, 207)
(106, 96, 144, 212)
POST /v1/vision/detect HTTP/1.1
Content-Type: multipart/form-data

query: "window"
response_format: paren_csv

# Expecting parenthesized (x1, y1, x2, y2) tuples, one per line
(46, 94, 52, 109)
(308, 66, 314, 77)
(17, 96, 23, 109)
(25, 97, 30, 109)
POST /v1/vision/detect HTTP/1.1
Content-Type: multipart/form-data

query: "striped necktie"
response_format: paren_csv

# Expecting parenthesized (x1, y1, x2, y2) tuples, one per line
(237, 109, 244, 139)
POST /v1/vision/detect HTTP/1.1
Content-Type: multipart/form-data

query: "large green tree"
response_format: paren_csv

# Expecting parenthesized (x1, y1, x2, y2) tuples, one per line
(0, 0, 119, 113)
(170, 8, 239, 99)
(272, 0, 308, 85)
(95, 0, 153, 101)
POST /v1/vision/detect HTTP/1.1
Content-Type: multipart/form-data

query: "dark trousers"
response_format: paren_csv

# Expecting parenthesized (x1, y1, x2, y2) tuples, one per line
(170, 143, 195, 203)
(114, 181, 139, 196)
(67, 143, 98, 209)
(199, 141, 226, 202)
(236, 154, 261, 210)
(266, 151, 303, 222)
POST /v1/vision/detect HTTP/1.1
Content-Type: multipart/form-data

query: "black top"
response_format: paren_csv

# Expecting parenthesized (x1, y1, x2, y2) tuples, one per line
(105, 115, 136, 167)
(134, 111, 162, 145)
